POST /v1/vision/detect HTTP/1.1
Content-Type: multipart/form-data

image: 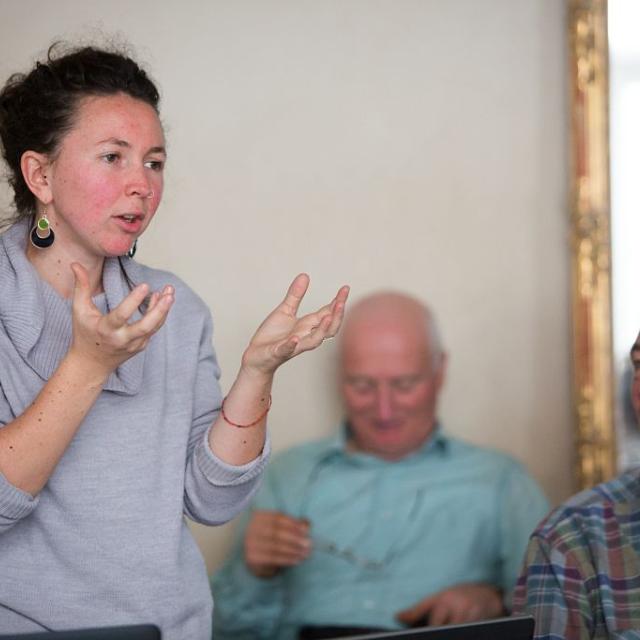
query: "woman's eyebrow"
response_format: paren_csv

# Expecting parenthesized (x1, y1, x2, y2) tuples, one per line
(97, 137, 166, 155)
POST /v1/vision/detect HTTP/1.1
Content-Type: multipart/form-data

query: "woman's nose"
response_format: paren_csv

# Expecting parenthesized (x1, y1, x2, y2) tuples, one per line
(125, 168, 153, 199)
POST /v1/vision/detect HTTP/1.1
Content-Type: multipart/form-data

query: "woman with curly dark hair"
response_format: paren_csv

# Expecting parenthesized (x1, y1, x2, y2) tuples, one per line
(0, 44, 348, 638)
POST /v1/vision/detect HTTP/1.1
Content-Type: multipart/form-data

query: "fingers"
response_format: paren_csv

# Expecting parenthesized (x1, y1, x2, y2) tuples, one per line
(397, 584, 503, 628)
(245, 511, 312, 577)
(125, 285, 174, 339)
(427, 601, 480, 625)
(280, 273, 310, 316)
(397, 595, 451, 627)
(146, 291, 160, 313)
(294, 312, 333, 353)
(428, 600, 455, 627)
(102, 285, 173, 345)
(70, 262, 96, 315)
(251, 530, 310, 566)
(107, 282, 151, 328)
(242, 277, 350, 373)
(325, 285, 350, 338)
(289, 284, 350, 353)
(249, 511, 311, 548)
(301, 284, 350, 332)
(333, 284, 350, 307)
(396, 596, 435, 626)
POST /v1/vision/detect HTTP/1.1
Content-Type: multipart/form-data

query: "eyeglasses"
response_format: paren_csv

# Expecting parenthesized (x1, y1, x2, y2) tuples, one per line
(298, 454, 425, 572)
(310, 536, 388, 571)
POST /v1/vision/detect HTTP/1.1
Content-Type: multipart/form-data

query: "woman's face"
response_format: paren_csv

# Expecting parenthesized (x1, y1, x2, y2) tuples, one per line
(43, 93, 166, 258)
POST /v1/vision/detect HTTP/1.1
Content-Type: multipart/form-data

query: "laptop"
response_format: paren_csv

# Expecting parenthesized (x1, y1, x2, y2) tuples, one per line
(326, 616, 535, 640)
(0, 624, 161, 639)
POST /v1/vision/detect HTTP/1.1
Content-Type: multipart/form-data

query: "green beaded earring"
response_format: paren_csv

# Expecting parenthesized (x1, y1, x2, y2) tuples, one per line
(30, 212, 55, 249)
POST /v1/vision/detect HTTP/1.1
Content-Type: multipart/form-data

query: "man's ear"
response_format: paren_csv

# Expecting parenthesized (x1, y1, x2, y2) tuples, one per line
(434, 352, 448, 391)
(20, 151, 53, 206)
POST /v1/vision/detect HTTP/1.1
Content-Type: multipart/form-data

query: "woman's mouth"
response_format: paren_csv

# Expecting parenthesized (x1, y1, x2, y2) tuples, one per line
(114, 214, 144, 233)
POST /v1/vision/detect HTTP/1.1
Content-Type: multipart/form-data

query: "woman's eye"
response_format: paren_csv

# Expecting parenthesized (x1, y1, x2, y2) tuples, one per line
(145, 160, 164, 172)
(103, 153, 119, 164)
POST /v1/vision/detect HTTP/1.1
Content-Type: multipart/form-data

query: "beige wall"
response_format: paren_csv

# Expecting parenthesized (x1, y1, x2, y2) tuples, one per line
(0, 0, 572, 573)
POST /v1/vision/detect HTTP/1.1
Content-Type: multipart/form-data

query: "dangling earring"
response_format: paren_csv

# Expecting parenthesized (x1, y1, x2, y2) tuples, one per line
(127, 239, 138, 259)
(30, 212, 55, 249)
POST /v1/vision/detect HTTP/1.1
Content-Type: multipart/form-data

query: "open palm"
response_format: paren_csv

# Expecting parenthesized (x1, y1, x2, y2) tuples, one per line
(242, 274, 349, 375)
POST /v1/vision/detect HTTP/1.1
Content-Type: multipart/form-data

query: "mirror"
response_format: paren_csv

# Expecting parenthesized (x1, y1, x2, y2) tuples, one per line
(570, 0, 640, 487)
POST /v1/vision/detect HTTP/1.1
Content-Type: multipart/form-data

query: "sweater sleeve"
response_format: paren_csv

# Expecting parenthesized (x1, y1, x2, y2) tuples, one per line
(0, 382, 39, 533)
(183, 307, 270, 525)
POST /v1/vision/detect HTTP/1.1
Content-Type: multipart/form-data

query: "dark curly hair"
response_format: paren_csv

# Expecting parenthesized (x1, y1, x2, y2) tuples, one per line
(0, 43, 160, 221)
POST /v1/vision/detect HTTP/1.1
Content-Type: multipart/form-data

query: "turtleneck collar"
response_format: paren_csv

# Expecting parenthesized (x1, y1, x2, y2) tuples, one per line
(0, 219, 146, 395)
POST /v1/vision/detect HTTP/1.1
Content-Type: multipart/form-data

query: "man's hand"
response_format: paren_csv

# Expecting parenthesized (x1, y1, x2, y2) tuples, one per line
(244, 510, 312, 578)
(396, 583, 505, 627)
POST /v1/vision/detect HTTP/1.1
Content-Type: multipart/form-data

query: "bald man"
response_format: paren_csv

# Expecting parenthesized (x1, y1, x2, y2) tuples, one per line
(211, 292, 548, 640)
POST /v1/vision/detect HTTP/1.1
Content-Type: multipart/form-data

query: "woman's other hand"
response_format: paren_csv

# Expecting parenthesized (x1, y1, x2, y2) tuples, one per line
(68, 262, 174, 378)
(241, 274, 349, 376)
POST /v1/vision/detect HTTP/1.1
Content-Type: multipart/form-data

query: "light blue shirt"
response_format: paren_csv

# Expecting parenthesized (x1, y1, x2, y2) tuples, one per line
(211, 427, 549, 640)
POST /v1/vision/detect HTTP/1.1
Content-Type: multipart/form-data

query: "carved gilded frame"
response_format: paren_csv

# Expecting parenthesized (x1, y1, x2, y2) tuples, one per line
(568, 0, 616, 489)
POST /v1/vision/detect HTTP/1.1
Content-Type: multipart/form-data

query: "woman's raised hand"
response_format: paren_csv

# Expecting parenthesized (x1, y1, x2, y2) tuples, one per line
(68, 263, 174, 378)
(241, 274, 349, 376)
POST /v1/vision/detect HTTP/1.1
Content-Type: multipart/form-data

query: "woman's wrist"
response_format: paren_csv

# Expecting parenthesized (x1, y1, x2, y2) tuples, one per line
(217, 364, 274, 432)
(221, 394, 272, 428)
(64, 347, 113, 387)
(237, 360, 276, 387)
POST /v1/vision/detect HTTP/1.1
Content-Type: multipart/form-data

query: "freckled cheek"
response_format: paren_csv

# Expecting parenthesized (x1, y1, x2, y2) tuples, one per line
(90, 174, 122, 205)
(63, 172, 121, 221)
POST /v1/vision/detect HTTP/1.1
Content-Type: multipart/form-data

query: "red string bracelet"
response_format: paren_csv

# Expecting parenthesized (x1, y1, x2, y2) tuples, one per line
(220, 395, 272, 428)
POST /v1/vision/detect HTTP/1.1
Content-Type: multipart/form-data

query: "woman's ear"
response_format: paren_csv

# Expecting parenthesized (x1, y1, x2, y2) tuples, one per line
(20, 151, 53, 206)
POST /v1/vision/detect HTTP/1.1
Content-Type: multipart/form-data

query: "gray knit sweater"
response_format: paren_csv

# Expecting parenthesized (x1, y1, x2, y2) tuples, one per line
(0, 220, 269, 639)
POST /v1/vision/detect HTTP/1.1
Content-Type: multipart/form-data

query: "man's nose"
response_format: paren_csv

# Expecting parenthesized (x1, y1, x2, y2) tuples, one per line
(374, 386, 394, 420)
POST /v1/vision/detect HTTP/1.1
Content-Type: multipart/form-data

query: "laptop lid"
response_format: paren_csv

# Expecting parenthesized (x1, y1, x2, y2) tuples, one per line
(0, 624, 161, 639)
(327, 616, 535, 640)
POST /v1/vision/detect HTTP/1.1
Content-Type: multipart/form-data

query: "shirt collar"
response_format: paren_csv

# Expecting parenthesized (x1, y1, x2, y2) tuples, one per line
(323, 421, 449, 466)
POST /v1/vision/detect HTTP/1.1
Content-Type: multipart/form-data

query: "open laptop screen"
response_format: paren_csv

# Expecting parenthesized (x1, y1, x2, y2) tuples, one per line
(327, 616, 535, 640)
(0, 624, 161, 639)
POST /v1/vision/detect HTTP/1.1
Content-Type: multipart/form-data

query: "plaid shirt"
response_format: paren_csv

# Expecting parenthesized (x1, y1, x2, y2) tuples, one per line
(512, 468, 640, 639)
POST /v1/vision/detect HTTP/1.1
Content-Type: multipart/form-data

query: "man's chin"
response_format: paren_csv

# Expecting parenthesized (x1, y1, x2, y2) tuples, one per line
(370, 429, 433, 460)
(370, 434, 416, 460)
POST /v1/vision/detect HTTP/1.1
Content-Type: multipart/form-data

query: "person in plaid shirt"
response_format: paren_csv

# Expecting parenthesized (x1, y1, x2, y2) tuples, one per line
(512, 331, 640, 639)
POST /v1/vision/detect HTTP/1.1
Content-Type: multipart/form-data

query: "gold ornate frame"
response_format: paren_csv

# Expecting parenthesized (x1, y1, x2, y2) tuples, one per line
(568, 0, 616, 489)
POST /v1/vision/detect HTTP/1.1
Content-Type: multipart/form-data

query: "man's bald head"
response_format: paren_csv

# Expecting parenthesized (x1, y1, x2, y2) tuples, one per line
(339, 291, 443, 368)
(339, 291, 447, 461)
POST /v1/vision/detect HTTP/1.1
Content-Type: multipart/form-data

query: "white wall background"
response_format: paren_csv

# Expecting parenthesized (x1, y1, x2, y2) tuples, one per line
(0, 0, 572, 573)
